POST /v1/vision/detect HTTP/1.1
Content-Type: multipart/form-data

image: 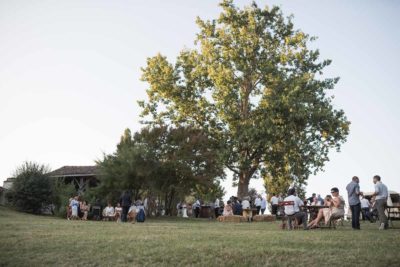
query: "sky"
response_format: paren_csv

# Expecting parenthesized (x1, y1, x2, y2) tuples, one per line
(1, 0, 399, 201)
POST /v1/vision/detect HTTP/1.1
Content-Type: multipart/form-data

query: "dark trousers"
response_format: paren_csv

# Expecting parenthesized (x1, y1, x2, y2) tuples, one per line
(215, 207, 219, 218)
(350, 203, 361, 229)
(361, 207, 371, 221)
(261, 208, 266, 215)
(287, 211, 308, 230)
(121, 206, 129, 222)
(256, 206, 261, 215)
(194, 207, 200, 218)
(272, 205, 278, 215)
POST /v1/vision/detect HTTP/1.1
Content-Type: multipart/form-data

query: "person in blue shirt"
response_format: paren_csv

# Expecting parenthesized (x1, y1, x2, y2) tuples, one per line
(346, 176, 361, 230)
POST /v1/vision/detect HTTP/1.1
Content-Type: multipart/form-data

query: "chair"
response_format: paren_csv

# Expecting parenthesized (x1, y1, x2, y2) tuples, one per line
(91, 205, 102, 221)
(279, 201, 299, 230)
(326, 214, 344, 229)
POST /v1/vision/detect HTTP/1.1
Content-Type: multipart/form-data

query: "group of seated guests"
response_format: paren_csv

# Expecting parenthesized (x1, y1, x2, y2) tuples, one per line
(307, 187, 345, 228)
(102, 200, 145, 223)
(281, 187, 345, 230)
(67, 196, 90, 220)
(221, 197, 253, 222)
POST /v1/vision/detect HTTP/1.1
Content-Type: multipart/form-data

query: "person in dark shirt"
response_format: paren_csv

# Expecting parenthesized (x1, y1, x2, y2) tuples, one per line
(233, 200, 243, 215)
(307, 193, 316, 204)
(119, 190, 132, 223)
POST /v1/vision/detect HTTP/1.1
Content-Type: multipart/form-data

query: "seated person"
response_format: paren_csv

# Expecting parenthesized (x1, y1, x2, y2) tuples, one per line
(223, 200, 233, 216)
(114, 203, 122, 222)
(242, 197, 252, 222)
(233, 200, 242, 215)
(127, 203, 137, 223)
(283, 188, 308, 230)
(102, 203, 115, 221)
(308, 187, 345, 228)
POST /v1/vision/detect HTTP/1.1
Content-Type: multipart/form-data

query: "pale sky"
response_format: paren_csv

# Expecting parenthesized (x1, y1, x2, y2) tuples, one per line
(1, 0, 399, 200)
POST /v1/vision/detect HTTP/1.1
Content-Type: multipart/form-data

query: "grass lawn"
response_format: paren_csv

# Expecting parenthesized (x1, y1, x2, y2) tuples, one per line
(0, 206, 399, 266)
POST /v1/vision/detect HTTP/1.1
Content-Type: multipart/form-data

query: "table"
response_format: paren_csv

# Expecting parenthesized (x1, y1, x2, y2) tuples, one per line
(305, 205, 329, 222)
(200, 205, 212, 218)
(386, 205, 400, 227)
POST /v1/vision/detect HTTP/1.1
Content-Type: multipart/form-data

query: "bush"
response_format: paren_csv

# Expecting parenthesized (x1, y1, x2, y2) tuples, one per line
(7, 162, 52, 214)
(51, 181, 76, 218)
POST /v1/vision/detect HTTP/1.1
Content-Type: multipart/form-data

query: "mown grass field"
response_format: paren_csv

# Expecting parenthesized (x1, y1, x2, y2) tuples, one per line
(0, 206, 399, 267)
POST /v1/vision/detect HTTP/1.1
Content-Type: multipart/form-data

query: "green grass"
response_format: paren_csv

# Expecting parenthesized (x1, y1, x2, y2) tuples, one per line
(0, 206, 399, 267)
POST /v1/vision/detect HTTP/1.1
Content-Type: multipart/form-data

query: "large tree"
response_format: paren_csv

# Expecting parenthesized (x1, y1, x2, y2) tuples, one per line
(139, 0, 350, 198)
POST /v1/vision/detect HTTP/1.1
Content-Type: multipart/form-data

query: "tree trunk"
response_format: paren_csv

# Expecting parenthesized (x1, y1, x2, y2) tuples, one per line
(237, 172, 250, 199)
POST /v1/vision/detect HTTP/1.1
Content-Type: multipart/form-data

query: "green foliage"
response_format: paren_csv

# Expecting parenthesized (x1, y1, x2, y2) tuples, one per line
(51, 181, 76, 218)
(140, 0, 350, 198)
(96, 126, 225, 214)
(6, 161, 52, 214)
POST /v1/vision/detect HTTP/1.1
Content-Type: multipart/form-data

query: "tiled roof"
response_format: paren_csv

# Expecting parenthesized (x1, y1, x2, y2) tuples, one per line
(48, 166, 98, 177)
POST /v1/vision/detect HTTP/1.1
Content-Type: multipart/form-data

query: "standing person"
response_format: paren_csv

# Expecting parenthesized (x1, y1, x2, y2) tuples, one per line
(214, 198, 220, 218)
(346, 176, 361, 230)
(372, 175, 389, 230)
(70, 196, 80, 220)
(255, 195, 262, 215)
(260, 196, 267, 215)
(193, 199, 201, 218)
(80, 201, 89, 221)
(120, 191, 132, 223)
(176, 201, 182, 217)
(242, 197, 252, 222)
(270, 194, 279, 215)
(283, 188, 308, 230)
(360, 194, 371, 222)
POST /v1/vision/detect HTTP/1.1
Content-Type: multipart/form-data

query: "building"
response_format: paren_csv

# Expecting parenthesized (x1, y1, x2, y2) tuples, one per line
(0, 186, 5, 205)
(48, 165, 99, 194)
(3, 177, 16, 190)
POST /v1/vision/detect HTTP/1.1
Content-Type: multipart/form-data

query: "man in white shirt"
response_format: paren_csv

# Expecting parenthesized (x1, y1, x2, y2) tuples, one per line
(255, 195, 262, 215)
(283, 188, 308, 230)
(360, 195, 371, 221)
(241, 197, 252, 222)
(270, 194, 279, 215)
(261, 197, 267, 215)
(372, 175, 389, 230)
(176, 201, 182, 217)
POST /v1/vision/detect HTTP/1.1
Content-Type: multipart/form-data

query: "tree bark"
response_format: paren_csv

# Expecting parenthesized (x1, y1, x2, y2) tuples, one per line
(237, 172, 250, 199)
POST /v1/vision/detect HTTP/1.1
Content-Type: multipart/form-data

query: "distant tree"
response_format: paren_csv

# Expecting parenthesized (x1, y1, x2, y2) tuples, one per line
(95, 129, 151, 203)
(139, 0, 350, 198)
(7, 161, 52, 214)
(133, 126, 225, 214)
(96, 126, 225, 214)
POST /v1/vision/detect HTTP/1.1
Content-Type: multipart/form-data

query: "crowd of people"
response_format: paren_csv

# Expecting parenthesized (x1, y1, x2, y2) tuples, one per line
(67, 191, 146, 223)
(67, 175, 392, 230)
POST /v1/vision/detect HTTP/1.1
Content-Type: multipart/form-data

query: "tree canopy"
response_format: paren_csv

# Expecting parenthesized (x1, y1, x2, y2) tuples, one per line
(139, 0, 350, 198)
(95, 126, 225, 215)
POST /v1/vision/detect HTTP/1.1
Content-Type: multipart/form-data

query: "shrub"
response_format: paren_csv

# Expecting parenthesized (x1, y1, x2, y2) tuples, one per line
(7, 162, 52, 214)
